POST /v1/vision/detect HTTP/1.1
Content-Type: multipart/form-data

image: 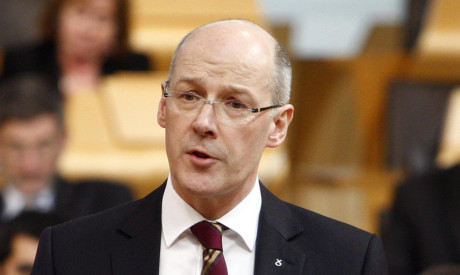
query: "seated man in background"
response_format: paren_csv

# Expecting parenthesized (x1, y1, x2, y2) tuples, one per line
(0, 212, 62, 275)
(0, 74, 134, 222)
(381, 163, 460, 274)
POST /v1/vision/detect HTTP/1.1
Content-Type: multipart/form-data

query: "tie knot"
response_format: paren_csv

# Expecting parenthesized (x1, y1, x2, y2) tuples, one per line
(191, 221, 227, 250)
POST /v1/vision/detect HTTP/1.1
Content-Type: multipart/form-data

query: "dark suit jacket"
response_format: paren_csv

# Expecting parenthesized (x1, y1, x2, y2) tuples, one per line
(32, 182, 388, 274)
(381, 164, 460, 274)
(0, 176, 134, 222)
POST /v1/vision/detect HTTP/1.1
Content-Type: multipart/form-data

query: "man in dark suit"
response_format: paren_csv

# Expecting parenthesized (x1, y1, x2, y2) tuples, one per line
(32, 19, 388, 274)
(0, 74, 133, 222)
(382, 164, 460, 274)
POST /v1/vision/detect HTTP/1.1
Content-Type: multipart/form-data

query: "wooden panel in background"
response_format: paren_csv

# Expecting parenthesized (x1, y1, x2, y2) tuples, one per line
(410, 0, 460, 81)
(417, 0, 460, 56)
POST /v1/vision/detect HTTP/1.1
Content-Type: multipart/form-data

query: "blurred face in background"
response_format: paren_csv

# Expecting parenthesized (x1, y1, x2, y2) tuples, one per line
(57, 0, 118, 61)
(0, 234, 38, 275)
(0, 114, 64, 197)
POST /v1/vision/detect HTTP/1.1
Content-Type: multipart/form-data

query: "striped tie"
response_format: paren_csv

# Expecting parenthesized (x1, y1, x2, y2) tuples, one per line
(191, 221, 228, 275)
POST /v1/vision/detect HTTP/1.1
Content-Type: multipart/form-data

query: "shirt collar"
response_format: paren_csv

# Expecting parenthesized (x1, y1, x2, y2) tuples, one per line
(1, 182, 55, 219)
(161, 174, 261, 251)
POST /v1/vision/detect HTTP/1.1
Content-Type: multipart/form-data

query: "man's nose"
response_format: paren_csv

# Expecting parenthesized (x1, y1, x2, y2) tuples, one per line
(19, 150, 43, 172)
(192, 103, 218, 138)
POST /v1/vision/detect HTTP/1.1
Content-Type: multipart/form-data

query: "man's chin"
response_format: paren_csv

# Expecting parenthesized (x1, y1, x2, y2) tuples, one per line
(174, 174, 220, 196)
(15, 180, 48, 196)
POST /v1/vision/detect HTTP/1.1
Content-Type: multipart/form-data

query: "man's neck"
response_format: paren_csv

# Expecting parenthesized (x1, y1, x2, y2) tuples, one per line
(171, 178, 257, 220)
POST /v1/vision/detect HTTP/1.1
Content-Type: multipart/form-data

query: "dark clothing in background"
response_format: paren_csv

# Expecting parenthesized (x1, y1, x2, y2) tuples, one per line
(0, 176, 134, 222)
(382, 164, 460, 274)
(0, 0, 51, 49)
(32, 181, 388, 275)
(0, 41, 152, 91)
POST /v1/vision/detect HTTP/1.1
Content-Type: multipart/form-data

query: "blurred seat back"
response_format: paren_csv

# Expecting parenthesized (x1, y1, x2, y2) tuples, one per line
(58, 72, 169, 196)
(128, 0, 269, 70)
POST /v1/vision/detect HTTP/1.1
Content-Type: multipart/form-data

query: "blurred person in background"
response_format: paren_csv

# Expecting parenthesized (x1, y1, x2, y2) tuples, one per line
(381, 164, 460, 274)
(381, 0, 460, 273)
(0, 212, 62, 275)
(0, 0, 151, 95)
(0, 74, 134, 222)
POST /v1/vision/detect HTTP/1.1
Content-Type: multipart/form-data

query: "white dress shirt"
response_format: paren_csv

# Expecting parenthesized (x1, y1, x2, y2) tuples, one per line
(1, 182, 54, 220)
(160, 175, 262, 275)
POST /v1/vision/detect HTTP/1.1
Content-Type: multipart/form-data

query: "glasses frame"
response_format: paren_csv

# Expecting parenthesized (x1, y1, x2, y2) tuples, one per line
(163, 81, 282, 114)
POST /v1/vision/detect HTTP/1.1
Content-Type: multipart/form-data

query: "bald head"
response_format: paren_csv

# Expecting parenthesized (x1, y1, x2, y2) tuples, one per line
(168, 20, 291, 105)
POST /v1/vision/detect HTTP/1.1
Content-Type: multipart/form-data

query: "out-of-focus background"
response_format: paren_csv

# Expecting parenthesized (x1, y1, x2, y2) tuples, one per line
(1, 0, 460, 273)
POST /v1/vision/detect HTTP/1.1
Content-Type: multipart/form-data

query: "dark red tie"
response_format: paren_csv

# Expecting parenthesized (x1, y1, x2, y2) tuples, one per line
(191, 221, 228, 275)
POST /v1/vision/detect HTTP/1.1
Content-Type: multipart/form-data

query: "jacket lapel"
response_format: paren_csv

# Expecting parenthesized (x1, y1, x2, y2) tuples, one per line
(254, 183, 307, 275)
(54, 177, 74, 217)
(111, 183, 166, 275)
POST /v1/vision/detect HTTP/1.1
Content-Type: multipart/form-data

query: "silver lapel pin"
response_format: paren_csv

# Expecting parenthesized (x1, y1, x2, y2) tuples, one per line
(275, 259, 283, 267)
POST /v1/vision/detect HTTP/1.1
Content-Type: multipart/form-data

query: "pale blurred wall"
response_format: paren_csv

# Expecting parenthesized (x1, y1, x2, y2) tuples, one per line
(259, 0, 406, 58)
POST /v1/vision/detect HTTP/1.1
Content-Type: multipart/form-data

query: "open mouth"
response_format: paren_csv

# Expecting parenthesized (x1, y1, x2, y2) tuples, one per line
(193, 151, 211, 159)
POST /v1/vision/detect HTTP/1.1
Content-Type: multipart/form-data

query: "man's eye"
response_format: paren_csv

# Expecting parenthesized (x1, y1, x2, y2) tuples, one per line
(179, 93, 199, 101)
(227, 100, 247, 109)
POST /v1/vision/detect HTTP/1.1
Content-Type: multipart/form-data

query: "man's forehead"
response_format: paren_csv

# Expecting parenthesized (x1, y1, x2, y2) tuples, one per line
(178, 20, 274, 57)
(173, 29, 273, 75)
(0, 115, 61, 137)
(1, 114, 59, 128)
(192, 20, 271, 39)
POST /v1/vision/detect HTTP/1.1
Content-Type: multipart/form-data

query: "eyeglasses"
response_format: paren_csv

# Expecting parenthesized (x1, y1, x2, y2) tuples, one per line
(163, 82, 282, 123)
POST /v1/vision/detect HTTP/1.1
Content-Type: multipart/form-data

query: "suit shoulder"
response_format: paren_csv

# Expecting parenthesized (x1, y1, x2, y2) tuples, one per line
(2, 42, 53, 75)
(285, 202, 387, 270)
(286, 201, 373, 240)
(62, 178, 133, 199)
(261, 184, 374, 243)
(259, 188, 387, 273)
(392, 164, 458, 209)
(53, 198, 141, 236)
(51, 184, 164, 238)
(72, 179, 131, 191)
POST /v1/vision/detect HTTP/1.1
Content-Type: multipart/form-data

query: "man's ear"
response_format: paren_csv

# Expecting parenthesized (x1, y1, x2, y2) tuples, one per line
(157, 82, 167, 128)
(266, 104, 294, 148)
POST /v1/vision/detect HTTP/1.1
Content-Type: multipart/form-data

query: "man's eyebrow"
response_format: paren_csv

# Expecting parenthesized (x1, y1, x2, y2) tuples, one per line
(223, 84, 252, 95)
(173, 77, 205, 87)
(172, 78, 256, 100)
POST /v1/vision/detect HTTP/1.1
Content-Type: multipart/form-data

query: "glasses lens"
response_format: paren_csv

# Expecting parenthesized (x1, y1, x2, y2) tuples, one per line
(166, 91, 254, 124)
